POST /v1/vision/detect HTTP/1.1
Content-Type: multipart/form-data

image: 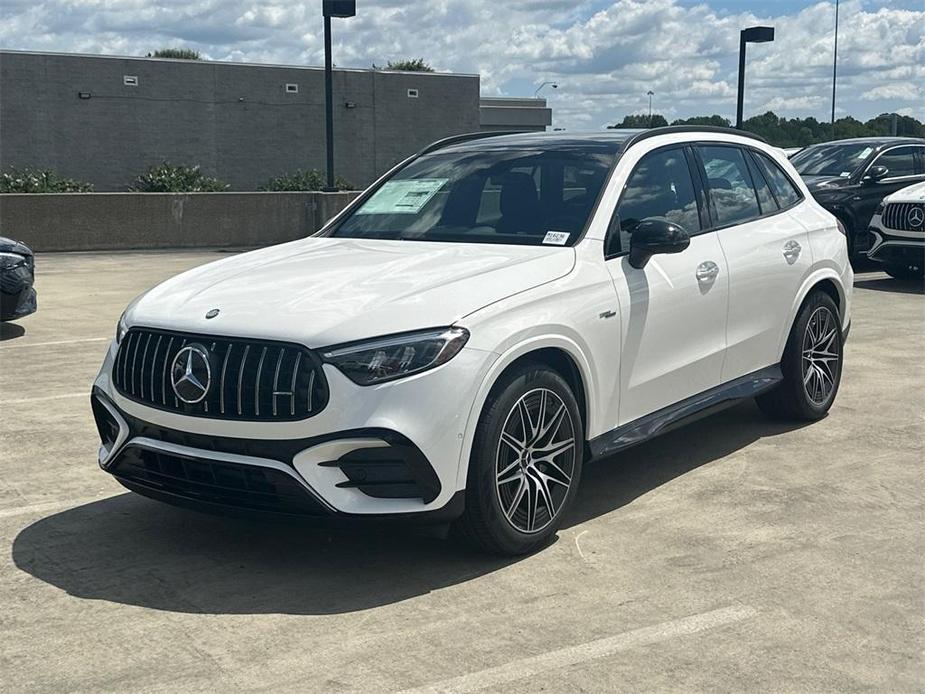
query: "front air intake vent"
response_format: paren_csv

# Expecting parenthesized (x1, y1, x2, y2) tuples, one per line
(113, 328, 328, 421)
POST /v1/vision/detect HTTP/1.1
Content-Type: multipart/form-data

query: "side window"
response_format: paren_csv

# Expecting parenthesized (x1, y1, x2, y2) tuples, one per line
(698, 146, 761, 226)
(611, 148, 701, 254)
(872, 146, 917, 179)
(745, 151, 779, 214)
(753, 151, 802, 208)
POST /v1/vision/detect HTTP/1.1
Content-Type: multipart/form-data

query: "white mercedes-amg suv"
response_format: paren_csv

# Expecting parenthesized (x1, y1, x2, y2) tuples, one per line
(92, 127, 852, 555)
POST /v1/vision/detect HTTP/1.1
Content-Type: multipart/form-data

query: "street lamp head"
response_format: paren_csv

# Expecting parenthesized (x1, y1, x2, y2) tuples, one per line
(647, 90, 655, 96)
(742, 26, 775, 43)
(323, 0, 356, 18)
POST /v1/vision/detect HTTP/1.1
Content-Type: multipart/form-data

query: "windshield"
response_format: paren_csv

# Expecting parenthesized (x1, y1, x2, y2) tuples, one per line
(331, 146, 618, 246)
(790, 142, 876, 177)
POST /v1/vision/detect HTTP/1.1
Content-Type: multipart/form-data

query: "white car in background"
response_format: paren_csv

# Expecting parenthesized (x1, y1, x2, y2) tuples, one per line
(867, 180, 925, 279)
(92, 127, 852, 555)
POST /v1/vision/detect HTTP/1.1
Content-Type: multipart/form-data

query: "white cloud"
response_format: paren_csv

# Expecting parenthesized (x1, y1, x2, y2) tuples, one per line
(1, 0, 922, 129)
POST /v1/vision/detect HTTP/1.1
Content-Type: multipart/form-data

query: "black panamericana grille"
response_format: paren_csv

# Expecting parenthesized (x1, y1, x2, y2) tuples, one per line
(882, 203, 925, 233)
(113, 328, 328, 421)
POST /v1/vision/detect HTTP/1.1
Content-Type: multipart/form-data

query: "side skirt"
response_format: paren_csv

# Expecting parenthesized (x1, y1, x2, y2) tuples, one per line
(588, 365, 783, 460)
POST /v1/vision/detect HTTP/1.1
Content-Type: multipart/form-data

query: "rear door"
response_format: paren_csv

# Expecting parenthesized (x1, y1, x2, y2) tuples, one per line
(697, 145, 813, 381)
(604, 145, 729, 425)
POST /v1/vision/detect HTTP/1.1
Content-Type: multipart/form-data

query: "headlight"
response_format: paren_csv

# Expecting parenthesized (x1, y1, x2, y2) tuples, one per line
(115, 313, 128, 344)
(321, 327, 469, 385)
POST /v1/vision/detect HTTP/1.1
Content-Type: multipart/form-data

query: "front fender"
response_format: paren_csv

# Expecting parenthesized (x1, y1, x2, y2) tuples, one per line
(452, 333, 598, 492)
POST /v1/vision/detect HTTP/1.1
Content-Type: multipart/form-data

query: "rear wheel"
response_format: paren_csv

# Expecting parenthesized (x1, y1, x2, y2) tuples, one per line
(757, 291, 843, 421)
(454, 363, 583, 556)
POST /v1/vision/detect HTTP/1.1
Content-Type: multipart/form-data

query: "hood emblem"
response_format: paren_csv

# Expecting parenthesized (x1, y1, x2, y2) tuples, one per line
(171, 344, 212, 404)
(205, 308, 220, 319)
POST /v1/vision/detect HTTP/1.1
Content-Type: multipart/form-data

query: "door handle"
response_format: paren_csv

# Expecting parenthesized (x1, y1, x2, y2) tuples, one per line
(695, 261, 720, 283)
(783, 240, 802, 263)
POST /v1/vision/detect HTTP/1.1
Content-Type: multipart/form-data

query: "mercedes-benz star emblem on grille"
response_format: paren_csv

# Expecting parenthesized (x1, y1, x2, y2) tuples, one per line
(205, 308, 220, 319)
(170, 344, 212, 404)
(908, 206, 925, 229)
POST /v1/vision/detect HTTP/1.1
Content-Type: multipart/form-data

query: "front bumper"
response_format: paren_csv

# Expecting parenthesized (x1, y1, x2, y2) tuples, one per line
(92, 339, 498, 520)
(0, 263, 36, 321)
(867, 222, 925, 268)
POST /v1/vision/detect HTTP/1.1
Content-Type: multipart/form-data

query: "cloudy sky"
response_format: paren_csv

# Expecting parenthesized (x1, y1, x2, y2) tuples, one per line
(2, 0, 923, 129)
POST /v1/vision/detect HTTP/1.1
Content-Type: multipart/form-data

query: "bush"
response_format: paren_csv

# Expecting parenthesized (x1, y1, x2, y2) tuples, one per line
(131, 163, 229, 192)
(259, 169, 352, 192)
(0, 167, 93, 193)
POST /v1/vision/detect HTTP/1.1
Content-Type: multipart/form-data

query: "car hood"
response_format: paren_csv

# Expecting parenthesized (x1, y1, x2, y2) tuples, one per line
(887, 181, 925, 203)
(128, 237, 576, 347)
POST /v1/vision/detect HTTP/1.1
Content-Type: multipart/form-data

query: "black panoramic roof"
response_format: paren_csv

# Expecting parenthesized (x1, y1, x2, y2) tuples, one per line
(425, 125, 769, 157)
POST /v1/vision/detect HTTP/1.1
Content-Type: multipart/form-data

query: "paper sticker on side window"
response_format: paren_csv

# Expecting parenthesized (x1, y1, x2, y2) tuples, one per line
(543, 231, 570, 245)
(355, 179, 448, 215)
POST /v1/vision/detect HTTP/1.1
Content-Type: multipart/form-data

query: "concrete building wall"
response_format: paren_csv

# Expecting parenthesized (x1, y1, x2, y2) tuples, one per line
(0, 51, 481, 192)
(479, 97, 551, 132)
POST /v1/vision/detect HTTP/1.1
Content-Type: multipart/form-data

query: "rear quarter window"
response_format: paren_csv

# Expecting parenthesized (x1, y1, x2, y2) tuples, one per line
(753, 152, 802, 208)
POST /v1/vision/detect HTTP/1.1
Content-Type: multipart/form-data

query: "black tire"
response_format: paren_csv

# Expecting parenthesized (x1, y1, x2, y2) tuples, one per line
(453, 363, 584, 556)
(757, 290, 843, 421)
(884, 264, 924, 281)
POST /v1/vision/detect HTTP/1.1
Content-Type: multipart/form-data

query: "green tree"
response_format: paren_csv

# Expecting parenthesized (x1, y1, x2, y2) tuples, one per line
(608, 113, 668, 129)
(374, 58, 435, 72)
(148, 48, 201, 60)
(671, 114, 731, 127)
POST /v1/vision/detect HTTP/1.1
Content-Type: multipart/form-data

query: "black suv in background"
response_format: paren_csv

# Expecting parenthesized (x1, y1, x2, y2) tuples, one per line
(790, 137, 925, 259)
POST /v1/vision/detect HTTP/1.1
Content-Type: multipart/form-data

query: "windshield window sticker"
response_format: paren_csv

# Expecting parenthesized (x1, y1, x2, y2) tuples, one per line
(856, 147, 873, 159)
(355, 178, 449, 215)
(543, 231, 570, 246)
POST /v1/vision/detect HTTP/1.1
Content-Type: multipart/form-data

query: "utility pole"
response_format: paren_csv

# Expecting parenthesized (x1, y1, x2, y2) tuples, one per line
(647, 90, 654, 127)
(322, 1, 356, 191)
(831, 0, 839, 141)
(736, 26, 775, 129)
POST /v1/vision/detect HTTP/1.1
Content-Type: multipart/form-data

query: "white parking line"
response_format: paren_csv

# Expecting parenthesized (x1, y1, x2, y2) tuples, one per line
(397, 605, 758, 694)
(0, 337, 109, 350)
(0, 495, 115, 520)
(0, 392, 88, 405)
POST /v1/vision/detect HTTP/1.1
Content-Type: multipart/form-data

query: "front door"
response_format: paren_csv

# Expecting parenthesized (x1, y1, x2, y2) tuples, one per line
(603, 145, 729, 425)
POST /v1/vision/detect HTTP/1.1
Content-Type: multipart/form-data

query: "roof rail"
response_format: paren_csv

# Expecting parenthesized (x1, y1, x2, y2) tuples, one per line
(623, 125, 769, 151)
(418, 130, 526, 156)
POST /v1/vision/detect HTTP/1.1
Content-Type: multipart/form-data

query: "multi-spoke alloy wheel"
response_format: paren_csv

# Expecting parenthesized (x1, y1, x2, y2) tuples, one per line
(455, 364, 583, 555)
(801, 306, 840, 406)
(495, 388, 577, 534)
(756, 290, 843, 422)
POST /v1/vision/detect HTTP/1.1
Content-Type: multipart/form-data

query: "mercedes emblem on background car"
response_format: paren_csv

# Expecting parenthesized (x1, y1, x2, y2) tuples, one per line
(170, 344, 212, 403)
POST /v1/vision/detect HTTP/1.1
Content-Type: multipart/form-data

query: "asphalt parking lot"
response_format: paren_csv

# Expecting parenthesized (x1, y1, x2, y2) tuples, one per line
(1, 250, 922, 692)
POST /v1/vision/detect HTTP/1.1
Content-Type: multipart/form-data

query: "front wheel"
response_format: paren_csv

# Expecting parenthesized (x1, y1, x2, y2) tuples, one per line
(453, 364, 583, 556)
(757, 291, 843, 421)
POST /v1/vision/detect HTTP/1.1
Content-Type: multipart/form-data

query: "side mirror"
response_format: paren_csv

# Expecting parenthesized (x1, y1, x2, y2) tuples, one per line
(629, 219, 691, 269)
(863, 165, 889, 183)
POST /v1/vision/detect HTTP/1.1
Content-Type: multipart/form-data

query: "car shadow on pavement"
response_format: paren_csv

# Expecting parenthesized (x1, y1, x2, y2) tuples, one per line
(0, 322, 26, 341)
(12, 402, 809, 615)
(854, 275, 924, 295)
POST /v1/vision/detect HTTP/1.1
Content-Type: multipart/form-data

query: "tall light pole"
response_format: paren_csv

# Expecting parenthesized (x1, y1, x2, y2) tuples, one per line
(322, 0, 356, 191)
(647, 90, 655, 127)
(735, 26, 775, 129)
(831, 0, 839, 140)
(534, 81, 558, 98)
